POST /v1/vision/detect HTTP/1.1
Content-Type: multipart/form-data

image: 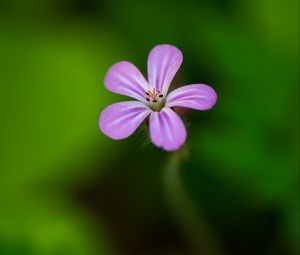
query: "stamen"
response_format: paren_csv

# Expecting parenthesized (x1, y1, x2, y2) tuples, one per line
(145, 88, 162, 104)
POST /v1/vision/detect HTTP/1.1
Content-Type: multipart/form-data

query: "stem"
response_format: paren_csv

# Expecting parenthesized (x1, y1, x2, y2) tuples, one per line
(162, 148, 226, 255)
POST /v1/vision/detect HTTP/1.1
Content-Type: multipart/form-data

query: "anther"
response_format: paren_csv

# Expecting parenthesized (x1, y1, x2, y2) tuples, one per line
(153, 100, 158, 103)
(146, 98, 150, 102)
(159, 94, 163, 98)
(146, 92, 150, 96)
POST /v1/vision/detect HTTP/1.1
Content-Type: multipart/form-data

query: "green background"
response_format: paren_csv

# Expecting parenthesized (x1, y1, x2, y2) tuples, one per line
(0, 0, 299, 254)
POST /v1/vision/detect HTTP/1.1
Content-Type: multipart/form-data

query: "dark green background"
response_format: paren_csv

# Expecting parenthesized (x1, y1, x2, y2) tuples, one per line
(0, 0, 299, 254)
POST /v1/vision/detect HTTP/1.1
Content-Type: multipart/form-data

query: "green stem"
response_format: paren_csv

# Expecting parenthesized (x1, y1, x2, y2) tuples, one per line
(162, 148, 226, 255)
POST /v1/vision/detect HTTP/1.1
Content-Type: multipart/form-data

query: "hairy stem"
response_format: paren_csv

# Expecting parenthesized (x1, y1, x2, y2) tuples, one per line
(162, 148, 226, 255)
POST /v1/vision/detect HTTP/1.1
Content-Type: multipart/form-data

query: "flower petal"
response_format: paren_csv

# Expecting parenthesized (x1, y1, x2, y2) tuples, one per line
(149, 108, 186, 151)
(147, 45, 183, 96)
(104, 61, 149, 102)
(99, 101, 152, 140)
(166, 84, 217, 110)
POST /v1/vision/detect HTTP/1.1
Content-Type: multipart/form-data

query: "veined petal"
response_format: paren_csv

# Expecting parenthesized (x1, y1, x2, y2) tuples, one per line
(166, 84, 217, 110)
(147, 45, 183, 96)
(99, 101, 152, 140)
(104, 61, 149, 102)
(149, 108, 186, 151)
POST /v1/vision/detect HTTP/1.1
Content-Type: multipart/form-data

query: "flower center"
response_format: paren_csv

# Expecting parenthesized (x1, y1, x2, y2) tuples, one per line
(145, 88, 164, 111)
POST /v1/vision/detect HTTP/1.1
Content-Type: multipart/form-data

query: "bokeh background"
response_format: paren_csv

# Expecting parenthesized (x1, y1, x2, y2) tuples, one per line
(0, 0, 299, 254)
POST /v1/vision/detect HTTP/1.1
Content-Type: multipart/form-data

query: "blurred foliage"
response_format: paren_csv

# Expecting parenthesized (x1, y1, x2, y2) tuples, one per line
(0, 0, 299, 255)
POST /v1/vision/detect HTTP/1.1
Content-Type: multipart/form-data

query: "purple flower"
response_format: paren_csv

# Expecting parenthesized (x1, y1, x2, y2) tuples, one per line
(99, 45, 217, 151)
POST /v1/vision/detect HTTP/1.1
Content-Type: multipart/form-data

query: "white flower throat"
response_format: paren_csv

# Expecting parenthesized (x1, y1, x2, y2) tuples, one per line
(145, 88, 165, 111)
